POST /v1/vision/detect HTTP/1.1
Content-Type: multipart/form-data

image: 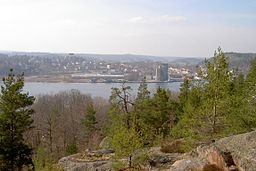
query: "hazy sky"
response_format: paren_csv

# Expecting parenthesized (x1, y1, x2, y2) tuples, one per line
(0, 0, 255, 57)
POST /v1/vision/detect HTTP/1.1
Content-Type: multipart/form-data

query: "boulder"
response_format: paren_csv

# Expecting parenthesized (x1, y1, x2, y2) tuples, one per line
(141, 147, 185, 170)
(215, 131, 256, 171)
(99, 137, 112, 150)
(170, 130, 256, 171)
(58, 151, 114, 171)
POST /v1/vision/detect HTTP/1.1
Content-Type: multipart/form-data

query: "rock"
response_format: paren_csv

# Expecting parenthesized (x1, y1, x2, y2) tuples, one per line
(99, 137, 112, 150)
(170, 158, 206, 171)
(142, 147, 185, 169)
(59, 131, 256, 171)
(215, 131, 256, 171)
(58, 151, 114, 171)
(170, 131, 256, 171)
(86, 149, 115, 158)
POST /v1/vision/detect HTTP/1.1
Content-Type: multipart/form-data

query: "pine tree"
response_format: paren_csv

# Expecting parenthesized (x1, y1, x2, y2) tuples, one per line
(133, 78, 150, 133)
(177, 78, 191, 121)
(179, 78, 190, 107)
(139, 87, 177, 144)
(246, 58, 256, 96)
(111, 127, 142, 168)
(240, 58, 256, 130)
(136, 77, 150, 102)
(173, 48, 232, 143)
(0, 69, 35, 170)
(82, 103, 97, 146)
(201, 47, 232, 139)
(109, 83, 134, 129)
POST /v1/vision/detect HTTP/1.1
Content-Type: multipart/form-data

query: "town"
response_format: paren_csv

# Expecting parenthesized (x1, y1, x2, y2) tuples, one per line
(0, 52, 199, 83)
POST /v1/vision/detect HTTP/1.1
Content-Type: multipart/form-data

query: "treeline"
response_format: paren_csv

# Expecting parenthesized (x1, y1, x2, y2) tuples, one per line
(0, 48, 256, 170)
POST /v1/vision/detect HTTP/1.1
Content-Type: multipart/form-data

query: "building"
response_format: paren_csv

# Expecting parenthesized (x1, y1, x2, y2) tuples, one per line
(124, 72, 139, 81)
(156, 63, 169, 81)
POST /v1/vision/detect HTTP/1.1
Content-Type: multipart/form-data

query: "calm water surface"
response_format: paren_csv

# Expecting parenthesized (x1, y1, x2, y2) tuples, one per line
(4, 82, 182, 99)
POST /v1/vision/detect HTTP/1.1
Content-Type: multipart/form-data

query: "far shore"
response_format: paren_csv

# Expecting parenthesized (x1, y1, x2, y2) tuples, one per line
(24, 75, 183, 84)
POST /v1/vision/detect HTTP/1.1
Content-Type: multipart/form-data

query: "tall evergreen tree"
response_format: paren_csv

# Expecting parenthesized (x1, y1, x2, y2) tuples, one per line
(240, 58, 256, 130)
(139, 87, 177, 144)
(177, 78, 191, 121)
(246, 58, 256, 96)
(201, 47, 231, 139)
(136, 77, 150, 102)
(82, 103, 97, 146)
(0, 69, 35, 170)
(173, 48, 232, 142)
(179, 78, 190, 107)
(133, 78, 150, 133)
(226, 73, 248, 134)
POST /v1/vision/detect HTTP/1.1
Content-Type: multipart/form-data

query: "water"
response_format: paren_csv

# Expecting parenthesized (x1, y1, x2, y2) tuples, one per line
(23, 82, 182, 99)
(4, 82, 182, 99)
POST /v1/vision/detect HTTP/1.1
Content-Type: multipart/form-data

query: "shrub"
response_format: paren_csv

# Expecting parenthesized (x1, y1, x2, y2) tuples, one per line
(160, 139, 184, 153)
(66, 142, 78, 155)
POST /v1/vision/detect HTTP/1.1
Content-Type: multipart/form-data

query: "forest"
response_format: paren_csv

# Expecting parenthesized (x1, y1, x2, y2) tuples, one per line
(0, 48, 256, 170)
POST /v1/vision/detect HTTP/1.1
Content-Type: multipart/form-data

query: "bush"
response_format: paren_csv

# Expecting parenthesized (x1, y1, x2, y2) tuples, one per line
(66, 142, 78, 155)
(33, 147, 56, 171)
(112, 161, 126, 171)
(160, 139, 185, 153)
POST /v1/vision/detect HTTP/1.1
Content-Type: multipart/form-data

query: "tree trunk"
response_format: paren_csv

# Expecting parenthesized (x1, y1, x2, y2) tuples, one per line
(129, 155, 132, 168)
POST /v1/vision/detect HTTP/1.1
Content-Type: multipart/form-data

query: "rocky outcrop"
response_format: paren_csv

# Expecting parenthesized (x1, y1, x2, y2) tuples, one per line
(58, 150, 114, 171)
(170, 131, 256, 171)
(215, 131, 256, 171)
(143, 147, 185, 170)
(59, 131, 256, 171)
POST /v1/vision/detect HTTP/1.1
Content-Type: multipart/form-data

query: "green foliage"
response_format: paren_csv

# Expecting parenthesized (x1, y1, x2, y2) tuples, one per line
(112, 161, 126, 171)
(239, 58, 256, 130)
(174, 49, 256, 147)
(109, 83, 133, 129)
(0, 69, 35, 170)
(106, 51, 256, 167)
(173, 48, 236, 144)
(136, 77, 150, 102)
(82, 103, 97, 145)
(195, 48, 231, 139)
(111, 127, 142, 167)
(65, 142, 78, 155)
(138, 88, 177, 144)
(179, 78, 190, 107)
(131, 149, 150, 168)
(33, 147, 56, 171)
(246, 58, 256, 96)
(104, 104, 126, 139)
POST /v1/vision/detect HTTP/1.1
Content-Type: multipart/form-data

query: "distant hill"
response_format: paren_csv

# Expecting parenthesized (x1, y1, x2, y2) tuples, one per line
(170, 57, 203, 65)
(0, 51, 202, 76)
(200, 52, 256, 74)
(0, 51, 202, 63)
(225, 52, 256, 73)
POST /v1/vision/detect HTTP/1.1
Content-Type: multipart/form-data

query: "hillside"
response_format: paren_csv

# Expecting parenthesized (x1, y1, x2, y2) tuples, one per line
(225, 52, 256, 73)
(0, 51, 201, 77)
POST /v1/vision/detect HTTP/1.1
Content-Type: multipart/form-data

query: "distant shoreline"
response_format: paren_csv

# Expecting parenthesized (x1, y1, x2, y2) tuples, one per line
(24, 75, 183, 84)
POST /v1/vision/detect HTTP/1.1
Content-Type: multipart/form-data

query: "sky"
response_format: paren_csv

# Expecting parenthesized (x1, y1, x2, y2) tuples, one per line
(0, 0, 255, 57)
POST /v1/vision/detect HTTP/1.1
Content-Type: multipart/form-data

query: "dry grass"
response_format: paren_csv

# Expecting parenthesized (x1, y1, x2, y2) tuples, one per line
(160, 139, 184, 153)
(202, 164, 224, 171)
